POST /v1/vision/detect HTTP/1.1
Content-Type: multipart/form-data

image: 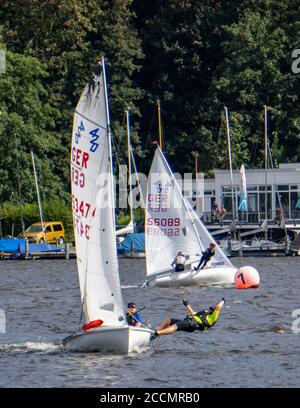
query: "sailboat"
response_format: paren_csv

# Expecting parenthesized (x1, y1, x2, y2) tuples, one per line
(116, 109, 135, 238)
(144, 145, 238, 287)
(63, 57, 152, 353)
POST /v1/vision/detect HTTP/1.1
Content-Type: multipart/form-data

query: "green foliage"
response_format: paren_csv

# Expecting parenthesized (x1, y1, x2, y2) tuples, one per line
(0, 51, 68, 205)
(0, 200, 73, 241)
(0, 0, 300, 223)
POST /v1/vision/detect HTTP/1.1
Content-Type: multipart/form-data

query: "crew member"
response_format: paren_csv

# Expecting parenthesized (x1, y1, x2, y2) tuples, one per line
(171, 251, 188, 272)
(194, 243, 216, 271)
(151, 298, 225, 339)
(126, 302, 142, 327)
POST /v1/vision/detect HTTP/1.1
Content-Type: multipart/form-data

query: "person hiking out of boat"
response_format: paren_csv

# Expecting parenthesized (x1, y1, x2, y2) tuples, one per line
(171, 251, 189, 272)
(126, 302, 142, 327)
(194, 242, 216, 271)
(150, 298, 225, 339)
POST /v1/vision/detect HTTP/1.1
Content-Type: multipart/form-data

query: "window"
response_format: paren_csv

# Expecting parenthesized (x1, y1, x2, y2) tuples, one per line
(45, 226, 52, 233)
(53, 224, 63, 231)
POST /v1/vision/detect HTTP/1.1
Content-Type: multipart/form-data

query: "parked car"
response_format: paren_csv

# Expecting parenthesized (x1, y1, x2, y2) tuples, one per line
(20, 221, 65, 244)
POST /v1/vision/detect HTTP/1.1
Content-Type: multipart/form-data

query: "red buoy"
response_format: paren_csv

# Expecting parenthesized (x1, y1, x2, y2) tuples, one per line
(234, 266, 260, 289)
(81, 319, 104, 331)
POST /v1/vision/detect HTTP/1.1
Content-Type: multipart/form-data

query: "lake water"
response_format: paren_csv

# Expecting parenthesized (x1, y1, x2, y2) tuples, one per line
(0, 256, 299, 388)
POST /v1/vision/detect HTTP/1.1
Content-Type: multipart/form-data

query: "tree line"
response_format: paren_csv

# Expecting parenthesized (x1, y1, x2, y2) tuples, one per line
(0, 0, 299, 225)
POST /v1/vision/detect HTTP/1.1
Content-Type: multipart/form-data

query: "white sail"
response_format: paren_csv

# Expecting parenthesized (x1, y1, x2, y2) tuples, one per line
(71, 65, 125, 326)
(145, 147, 233, 278)
(187, 201, 234, 267)
(238, 164, 248, 212)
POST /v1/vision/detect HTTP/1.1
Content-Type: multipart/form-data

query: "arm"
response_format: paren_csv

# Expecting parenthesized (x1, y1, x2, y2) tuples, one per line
(215, 299, 225, 312)
(182, 299, 196, 315)
(186, 304, 196, 315)
(133, 312, 142, 327)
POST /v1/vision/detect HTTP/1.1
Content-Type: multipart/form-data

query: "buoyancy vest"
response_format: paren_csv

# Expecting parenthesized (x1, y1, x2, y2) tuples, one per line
(126, 312, 141, 326)
(188, 309, 215, 331)
(202, 248, 215, 260)
(176, 255, 186, 265)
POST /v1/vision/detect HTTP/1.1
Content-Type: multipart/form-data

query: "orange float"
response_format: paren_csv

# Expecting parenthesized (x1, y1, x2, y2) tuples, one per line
(234, 266, 260, 289)
(81, 319, 104, 331)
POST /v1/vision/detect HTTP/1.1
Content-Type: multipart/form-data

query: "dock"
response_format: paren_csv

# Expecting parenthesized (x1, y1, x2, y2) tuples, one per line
(0, 239, 76, 260)
(205, 215, 300, 257)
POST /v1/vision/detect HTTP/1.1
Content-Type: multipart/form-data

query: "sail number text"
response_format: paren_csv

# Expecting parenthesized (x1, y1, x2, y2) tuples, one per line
(147, 217, 180, 236)
(147, 193, 168, 212)
(72, 195, 95, 219)
(73, 216, 91, 240)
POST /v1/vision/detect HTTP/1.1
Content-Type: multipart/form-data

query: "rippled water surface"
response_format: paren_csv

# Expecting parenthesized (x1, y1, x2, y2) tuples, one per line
(0, 256, 299, 388)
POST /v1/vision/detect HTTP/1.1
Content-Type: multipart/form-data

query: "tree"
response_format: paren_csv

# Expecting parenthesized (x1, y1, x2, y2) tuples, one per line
(0, 51, 65, 204)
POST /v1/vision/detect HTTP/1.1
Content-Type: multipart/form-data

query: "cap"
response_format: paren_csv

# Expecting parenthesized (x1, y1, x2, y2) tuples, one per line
(127, 302, 136, 308)
(209, 242, 216, 247)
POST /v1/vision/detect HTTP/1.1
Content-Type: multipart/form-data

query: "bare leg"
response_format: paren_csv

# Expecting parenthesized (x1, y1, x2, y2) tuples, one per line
(159, 318, 172, 330)
(157, 324, 177, 336)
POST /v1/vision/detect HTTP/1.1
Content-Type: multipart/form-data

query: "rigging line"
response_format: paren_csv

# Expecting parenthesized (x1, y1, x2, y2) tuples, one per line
(14, 137, 25, 234)
(146, 103, 157, 144)
(130, 148, 146, 210)
(267, 142, 288, 237)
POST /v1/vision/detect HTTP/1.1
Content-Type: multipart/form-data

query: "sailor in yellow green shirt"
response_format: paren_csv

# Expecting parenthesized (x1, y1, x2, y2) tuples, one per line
(150, 298, 225, 340)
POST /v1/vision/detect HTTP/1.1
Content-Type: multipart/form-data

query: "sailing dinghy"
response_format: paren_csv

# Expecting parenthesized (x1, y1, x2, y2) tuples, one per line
(144, 146, 237, 287)
(63, 58, 152, 353)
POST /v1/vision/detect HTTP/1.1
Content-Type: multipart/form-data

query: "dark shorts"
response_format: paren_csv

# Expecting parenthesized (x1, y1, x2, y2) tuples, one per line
(170, 318, 197, 332)
(175, 264, 185, 272)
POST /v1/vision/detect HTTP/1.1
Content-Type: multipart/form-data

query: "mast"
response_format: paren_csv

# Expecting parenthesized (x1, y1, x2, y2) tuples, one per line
(264, 105, 268, 239)
(125, 109, 134, 230)
(157, 99, 163, 149)
(31, 151, 45, 240)
(192, 151, 199, 212)
(224, 107, 235, 220)
(102, 56, 117, 231)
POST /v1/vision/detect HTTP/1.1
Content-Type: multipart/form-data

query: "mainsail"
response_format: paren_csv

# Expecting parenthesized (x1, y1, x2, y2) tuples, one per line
(145, 147, 233, 277)
(71, 63, 125, 326)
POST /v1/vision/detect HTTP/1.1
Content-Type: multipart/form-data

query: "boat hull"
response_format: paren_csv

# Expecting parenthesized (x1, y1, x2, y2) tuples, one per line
(62, 325, 153, 354)
(145, 265, 237, 288)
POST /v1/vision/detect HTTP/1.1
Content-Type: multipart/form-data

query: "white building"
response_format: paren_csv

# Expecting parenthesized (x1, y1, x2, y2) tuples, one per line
(183, 163, 300, 221)
(201, 163, 300, 223)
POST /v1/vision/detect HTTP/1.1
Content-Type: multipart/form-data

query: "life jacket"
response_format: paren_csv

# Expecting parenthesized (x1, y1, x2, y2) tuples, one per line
(188, 308, 215, 331)
(126, 312, 139, 326)
(176, 255, 185, 265)
(203, 248, 215, 260)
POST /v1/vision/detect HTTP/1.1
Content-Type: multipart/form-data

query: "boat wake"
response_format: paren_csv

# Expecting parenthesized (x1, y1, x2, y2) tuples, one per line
(121, 284, 140, 289)
(0, 341, 61, 354)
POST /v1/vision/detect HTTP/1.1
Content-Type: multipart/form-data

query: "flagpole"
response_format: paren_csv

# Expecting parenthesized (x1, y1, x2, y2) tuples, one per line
(224, 107, 235, 220)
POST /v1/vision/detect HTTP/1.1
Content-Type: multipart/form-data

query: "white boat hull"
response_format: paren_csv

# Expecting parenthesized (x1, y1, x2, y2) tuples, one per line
(62, 325, 153, 354)
(145, 265, 237, 288)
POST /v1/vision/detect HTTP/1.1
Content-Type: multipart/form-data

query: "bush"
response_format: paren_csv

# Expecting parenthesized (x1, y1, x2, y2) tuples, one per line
(0, 199, 73, 242)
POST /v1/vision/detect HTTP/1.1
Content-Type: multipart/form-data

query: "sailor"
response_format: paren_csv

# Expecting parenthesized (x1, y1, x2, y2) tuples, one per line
(151, 298, 225, 339)
(126, 302, 142, 327)
(171, 251, 188, 272)
(194, 242, 216, 271)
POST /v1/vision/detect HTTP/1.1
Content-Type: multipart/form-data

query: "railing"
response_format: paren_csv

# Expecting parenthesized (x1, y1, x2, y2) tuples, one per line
(201, 211, 300, 226)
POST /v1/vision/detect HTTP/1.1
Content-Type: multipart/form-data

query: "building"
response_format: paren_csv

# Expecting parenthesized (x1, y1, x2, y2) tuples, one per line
(204, 163, 300, 224)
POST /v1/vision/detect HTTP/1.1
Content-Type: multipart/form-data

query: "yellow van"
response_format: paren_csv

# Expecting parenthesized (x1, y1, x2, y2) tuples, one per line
(21, 221, 65, 244)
